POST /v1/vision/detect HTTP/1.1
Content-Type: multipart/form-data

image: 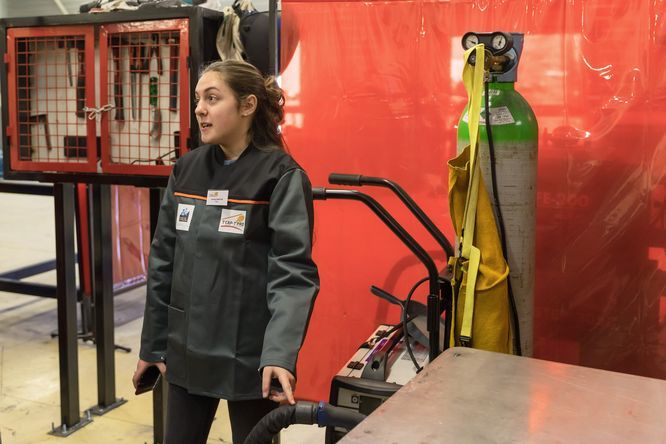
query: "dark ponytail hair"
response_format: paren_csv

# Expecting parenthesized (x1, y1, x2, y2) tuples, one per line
(202, 60, 285, 151)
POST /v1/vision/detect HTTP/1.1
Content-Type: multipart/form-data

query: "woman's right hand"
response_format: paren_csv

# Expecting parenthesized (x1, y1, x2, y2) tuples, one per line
(132, 359, 166, 389)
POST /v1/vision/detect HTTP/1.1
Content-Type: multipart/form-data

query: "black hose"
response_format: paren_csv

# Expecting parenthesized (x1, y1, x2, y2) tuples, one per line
(244, 404, 300, 444)
(484, 80, 522, 356)
(317, 402, 367, 430)
(243, 401, 366, 444)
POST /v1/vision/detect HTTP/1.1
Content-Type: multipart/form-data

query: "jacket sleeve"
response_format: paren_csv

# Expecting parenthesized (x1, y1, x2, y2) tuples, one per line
(139, 173, 177, 363)
(260, 168, 320, 375)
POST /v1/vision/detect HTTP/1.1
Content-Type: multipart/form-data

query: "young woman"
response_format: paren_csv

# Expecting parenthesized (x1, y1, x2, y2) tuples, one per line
(132, 60, 319, 443)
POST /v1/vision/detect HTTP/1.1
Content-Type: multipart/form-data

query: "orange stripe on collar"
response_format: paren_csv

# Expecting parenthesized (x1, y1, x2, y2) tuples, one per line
(174, 192, 206, 200)
(229, 198, 269, 205)
(174, 192, 269, 205)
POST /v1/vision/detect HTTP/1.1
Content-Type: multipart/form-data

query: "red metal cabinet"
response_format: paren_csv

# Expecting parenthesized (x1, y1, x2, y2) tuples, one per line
(5, 20, 189, 177)
(1, 8, 222, 184)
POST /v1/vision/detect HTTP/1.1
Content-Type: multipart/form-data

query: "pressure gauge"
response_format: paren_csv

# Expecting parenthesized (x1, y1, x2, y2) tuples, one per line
(489, 32, 513, 55)
(492, 34, 506, 50)
(462, 32, 480, 50)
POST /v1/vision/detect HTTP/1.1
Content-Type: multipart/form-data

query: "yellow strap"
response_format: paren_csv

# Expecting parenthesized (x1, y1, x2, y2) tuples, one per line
(458, 44, 485, 345)
(447, 256, 460, 346)
(461, 44, 485, 259)
(460, 246, 480, 343)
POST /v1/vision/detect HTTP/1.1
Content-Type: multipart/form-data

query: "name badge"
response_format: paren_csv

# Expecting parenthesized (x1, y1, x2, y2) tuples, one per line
(206, 189, 229, 206)
(219, 209, 246, 234)
(175, 204, 195, 231)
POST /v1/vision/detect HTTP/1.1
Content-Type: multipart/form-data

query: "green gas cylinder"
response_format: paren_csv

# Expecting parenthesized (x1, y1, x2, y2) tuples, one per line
(456, 33, 538, 356)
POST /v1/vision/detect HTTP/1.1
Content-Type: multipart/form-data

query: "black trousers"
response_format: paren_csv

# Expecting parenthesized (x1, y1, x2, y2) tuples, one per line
(165, 383, 278, 444)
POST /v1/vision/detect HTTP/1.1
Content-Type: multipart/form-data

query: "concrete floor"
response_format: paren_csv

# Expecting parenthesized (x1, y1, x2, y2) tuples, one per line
(0, 190, 325, 443)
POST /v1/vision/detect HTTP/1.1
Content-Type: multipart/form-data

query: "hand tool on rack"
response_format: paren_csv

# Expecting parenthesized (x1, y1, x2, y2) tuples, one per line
(75, 39, 86, 118)
(57, 38, 75, 87)
(130, 42, 140, 120)
(28, 114, 52, 151)
(110, 35, 125, 123)
(168, 35, 179, 113)
(139, 41, 149, 120)
(149, 33, 163, 76)
(66, 40, 75, 87)
(149, 76, 162, 141)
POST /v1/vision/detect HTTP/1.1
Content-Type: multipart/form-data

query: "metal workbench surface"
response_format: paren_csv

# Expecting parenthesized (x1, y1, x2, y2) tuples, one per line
(340, 347, 666, 443)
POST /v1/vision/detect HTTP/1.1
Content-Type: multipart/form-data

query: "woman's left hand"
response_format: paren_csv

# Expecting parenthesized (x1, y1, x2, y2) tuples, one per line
(261, 366, 296, 405)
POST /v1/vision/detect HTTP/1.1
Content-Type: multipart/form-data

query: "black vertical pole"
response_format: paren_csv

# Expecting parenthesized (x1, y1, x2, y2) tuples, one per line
(153, 377, 168, 444)
(75, 184, 93, 339)
(442, 281, 452, 351)
(90, 184, 126, 415)
(54, 182, 79, 426)
(50, 182, 91, 436)
(149, 187, 167, 444)
(268, 0, 278, 77)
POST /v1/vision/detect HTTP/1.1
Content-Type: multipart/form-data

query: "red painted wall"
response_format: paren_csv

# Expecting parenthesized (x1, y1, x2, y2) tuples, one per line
(281, 0, 666, 401)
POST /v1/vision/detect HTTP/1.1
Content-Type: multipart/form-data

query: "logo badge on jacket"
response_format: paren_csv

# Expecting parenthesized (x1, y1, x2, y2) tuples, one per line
(219, 209, 246, 234)
(176, 204, 195, 231)
(206, 189, 229, 206)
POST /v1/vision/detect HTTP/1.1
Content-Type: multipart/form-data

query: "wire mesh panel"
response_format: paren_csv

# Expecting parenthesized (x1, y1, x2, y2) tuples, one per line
(100, 19, 190, 176)
(6, 26, 97, 172)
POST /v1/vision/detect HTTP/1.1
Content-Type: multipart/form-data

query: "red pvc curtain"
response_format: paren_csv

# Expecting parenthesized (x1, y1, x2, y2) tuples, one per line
(281, 0, 666, 401)
(111, 186, 151, 291)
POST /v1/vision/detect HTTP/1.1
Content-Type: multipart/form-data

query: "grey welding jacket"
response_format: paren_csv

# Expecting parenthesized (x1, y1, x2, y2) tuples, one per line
(139, 144, 319, 400)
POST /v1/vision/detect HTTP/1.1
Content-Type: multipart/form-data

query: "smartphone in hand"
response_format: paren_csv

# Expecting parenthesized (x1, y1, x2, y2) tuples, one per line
(135, 365, 161, 395)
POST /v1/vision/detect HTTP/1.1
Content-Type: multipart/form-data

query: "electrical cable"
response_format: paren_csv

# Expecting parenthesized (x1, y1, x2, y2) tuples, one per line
(376, 313, 417, 340)
(403, 276, 430, 373)
(484, 80, 522, 356)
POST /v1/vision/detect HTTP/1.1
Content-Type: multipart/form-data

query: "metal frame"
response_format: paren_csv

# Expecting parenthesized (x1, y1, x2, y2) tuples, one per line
(0, 180, 58, 298)
(0, 5, 276, 441)
(6, 25, 98, 173)
(0, 179, 53, 195)
(0, 275, 57, 298)
(0, 7, 222, 439)
(98, 19, 191, 176)
(49, 182, 93, 436)
(0, 6, 222, 186)
(88, 183, 127, 416)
